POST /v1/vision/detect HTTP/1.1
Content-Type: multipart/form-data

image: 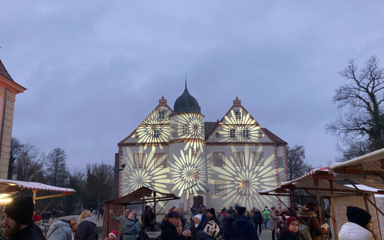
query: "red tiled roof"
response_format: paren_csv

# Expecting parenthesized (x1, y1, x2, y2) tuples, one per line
(0, 60, 14, 81)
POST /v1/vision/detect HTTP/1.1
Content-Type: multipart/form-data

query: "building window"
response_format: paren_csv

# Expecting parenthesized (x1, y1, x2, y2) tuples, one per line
(154, 153, 166, 168)
(193, 125, 199, 135)
(229, 129, 236, 138)
(153, 129, 160, 138)
(158, 110, 165, 120)
(171, 125, 178, 137)
(182, 125, 188, 135)
(253, 152, 264, 166)
(233, 152, 245, 166)
(215, 181, 227, 196)
(235, 111, 241, 120)
(243, 129, 249, 138)
(278, 157, 284, 167)
(133, 153, 146, 168)
(213, 152, 225, 167)
(238, 180, 250, 196)
(257, 132, 263, 138)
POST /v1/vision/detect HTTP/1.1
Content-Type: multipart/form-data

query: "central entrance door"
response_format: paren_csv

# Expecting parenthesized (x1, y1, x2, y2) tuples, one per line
(193, 195, 203, 209)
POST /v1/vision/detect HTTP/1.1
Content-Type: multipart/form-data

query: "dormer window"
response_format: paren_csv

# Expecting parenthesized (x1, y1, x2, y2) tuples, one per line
(153, 129, 160, 138)
(182, 125, 188, 135)
(235, 111, 241, 120)
(158, 110, 165, 120)
(193, 125, 199, 135)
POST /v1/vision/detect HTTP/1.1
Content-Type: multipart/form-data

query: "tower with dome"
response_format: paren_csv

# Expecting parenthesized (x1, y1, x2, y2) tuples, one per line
(118, 83, 288, 212)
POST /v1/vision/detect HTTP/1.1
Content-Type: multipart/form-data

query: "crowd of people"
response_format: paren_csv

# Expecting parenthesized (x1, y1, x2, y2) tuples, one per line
(1, 196, 379, 240)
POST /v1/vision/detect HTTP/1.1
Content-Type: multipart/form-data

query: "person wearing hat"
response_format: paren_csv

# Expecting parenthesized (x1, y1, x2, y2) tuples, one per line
(190, 214, 204, 240)
(32, 214, 43, 227)
(338, 206, 376, 240)
(46, 219, 73, 240)
(160, 211, 191, 240)
(123, 213, 140, 240)
(277, 217, 305, 240)
(105, 230, 118, 240)
(2, 196, 45, 240)
(174, 207, 190, 231)
(232, 206, 258, 240)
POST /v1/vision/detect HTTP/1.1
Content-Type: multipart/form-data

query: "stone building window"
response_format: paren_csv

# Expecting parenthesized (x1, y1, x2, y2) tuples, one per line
(154, 153, 166, 168)
(278, 157, 284, 167)
(233, 152, 245, 166)
(238, 180, 249, 196)
(133, 153, 146, 168)
(253, 152, 264, 166)
(158, 110, 165, 120)
(229, 129, 236, 138)
(215, 181, 226, 196)
(213, 152, 225, 166)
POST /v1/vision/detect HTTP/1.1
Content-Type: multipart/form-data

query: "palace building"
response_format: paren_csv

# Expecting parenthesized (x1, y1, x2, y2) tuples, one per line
(118, 84, 288, 212)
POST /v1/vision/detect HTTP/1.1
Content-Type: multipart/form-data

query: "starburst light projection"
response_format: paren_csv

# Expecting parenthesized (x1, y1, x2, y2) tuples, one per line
(171, 113, 205, 152)
(170, 148, 207, 197)
(121, 145, 171, 207)
(134, 107, 171, 150)
(216, 109, 264, 144)
(208, 145, 278, 210)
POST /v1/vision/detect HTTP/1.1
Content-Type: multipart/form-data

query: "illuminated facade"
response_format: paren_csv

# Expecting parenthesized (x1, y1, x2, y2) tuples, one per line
(118, 85, 288, 212)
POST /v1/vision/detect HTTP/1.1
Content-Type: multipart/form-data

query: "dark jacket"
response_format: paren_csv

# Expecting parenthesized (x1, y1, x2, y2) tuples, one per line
(159, 220, 186, 240)
(232, 215, 259, 240)
(144, 210, 152, 227)
(74, 217, 98, 240)
(190, 223, 204, 240)
(297, 210, 326, 240)
(253, 211, 263, 224)
(8, 222, 45, 240)
(277, 229, 305, 240)
(224, 215, 236, 240)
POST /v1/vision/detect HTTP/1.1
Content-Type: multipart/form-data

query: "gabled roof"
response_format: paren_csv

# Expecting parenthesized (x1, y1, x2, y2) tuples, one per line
(262, 128, 287, 144)
(204, 121, 219, 140)
(0, 60, 14, 81)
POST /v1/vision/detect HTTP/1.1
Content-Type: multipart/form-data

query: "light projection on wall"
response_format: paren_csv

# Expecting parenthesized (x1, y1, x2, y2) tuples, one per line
(135, 108, 171, 150)
(216, 109, 263, 144)
(208, 145, 277, 210)
(171, 113, 205, 152)
(170, 148, 207, 197)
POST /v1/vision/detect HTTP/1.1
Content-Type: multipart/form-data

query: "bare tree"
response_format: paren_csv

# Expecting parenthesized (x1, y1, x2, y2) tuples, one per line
(287, 145, 313, 180)
(45, 148, 69, 186)
(326, 56, 384, 158)
(85, 163, 114, 219)
(12, 141, 46, 182)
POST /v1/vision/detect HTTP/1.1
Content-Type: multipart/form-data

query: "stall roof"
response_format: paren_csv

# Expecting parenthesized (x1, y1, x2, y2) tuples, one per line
(259, 167, 381, 197)
(105, 186, 180, 205)
(0, 178, 75, 194)
(329, 148, 384, 190)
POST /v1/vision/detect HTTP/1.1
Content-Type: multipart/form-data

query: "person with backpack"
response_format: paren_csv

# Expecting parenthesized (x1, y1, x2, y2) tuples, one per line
(46, 219, 74, 240)
(263, 208, 271, 228)
(297, 202, 327, 240)
(277, 217, 305, 240)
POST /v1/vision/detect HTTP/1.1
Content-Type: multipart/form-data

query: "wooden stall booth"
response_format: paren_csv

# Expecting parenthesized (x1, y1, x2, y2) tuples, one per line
(103, 186, 180, 239)
(258, 167, 384, 240)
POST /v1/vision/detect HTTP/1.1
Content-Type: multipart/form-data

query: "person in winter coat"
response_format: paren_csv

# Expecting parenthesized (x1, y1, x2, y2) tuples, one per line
(2, 196, 45, 240)
(232, 207, 258, 240)
(250, 208, 255, 224)
(253, 208, 263, 235)
(174, 207, 190, 231)
(143, 206, 152, 232)
(263, 208, 270, 228)
(277, 217, 305, 240)
(123, 213, 140, 240)
(270, 206, 280, 240)
(160, 211, 191, 240)
(46, 220, 73, 240)
(297, 202, 327, 240)
(338, 206, 377, 240)
(223, 212, 236, 240)
(105, 230, 118, 240)
(190, 214, 204, 240)
(216, 212, 225, 233)
(74, 210, 98, 240)
(110, 208, 130, 240)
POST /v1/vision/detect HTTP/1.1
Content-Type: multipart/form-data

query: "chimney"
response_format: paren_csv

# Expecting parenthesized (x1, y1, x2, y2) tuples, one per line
(159, 96, 167, 106)
(233, 97, 241, 107)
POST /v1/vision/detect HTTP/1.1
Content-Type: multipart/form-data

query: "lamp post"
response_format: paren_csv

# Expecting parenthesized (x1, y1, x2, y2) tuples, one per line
(113, 163, 126, 199)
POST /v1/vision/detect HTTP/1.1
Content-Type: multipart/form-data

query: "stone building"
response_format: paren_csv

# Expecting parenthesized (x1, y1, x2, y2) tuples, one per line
(118, 84, 288, 212)
(0, 60, 26, 179)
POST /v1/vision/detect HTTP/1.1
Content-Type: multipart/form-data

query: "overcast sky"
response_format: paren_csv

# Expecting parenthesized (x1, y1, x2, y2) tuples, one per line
(1, 1, 384, 170)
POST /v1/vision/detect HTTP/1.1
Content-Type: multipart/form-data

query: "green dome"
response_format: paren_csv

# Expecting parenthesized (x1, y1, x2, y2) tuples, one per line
(173, 85, 201, 114)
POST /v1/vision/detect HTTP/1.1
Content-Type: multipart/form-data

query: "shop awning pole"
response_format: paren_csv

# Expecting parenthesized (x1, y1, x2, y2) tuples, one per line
(330, 180, 338, 240)
(275, 196, 289, 209)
